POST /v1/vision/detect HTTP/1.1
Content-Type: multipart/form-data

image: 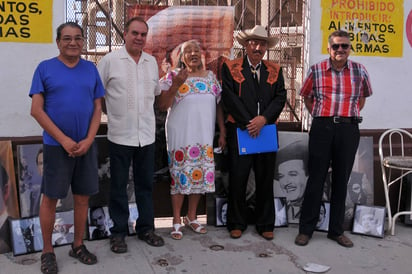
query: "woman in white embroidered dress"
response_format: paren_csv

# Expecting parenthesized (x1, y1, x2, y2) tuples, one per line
(157, 40, 226, 240)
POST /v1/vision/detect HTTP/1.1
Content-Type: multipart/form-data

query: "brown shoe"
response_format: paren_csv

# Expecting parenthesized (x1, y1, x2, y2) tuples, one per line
(327, 234, 353, 248)
(260, 231, 274, 240)
(295, 234, 310, 246)
(230, 229, 242, 239)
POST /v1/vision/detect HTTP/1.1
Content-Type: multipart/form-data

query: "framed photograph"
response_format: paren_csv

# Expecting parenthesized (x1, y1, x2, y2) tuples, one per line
(52, 211, 75, 247)
(88, 206, 112, 240)
(90, 136, 136, 208)
(16, 144, 43, 218)
(128, 203, 139, 235)
(273, 134, 374, 229)
(315, 202, 330, 232)
(274, 197, 288, 227)
(352, 205, 385, 238)
(1, 141, 21, 254)
(16, 144, 74, 217)
(9, 216, 43, 256)
(215, 197, 228, 227)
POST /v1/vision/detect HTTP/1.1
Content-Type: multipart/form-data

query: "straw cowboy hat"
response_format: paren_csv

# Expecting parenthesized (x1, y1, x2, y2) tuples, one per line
(236, 25, 278, 48)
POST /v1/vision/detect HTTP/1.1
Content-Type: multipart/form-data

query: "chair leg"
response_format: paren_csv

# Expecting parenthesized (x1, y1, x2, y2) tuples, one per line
(382, 172, 393, 233)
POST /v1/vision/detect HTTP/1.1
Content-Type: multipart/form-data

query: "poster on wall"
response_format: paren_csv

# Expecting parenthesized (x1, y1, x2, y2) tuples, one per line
(0, 140, 20, 254)
(320, 0, 404, 57)
(0, 0, 53, 43)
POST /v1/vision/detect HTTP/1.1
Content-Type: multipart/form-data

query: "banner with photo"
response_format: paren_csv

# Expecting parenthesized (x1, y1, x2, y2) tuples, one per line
(127, 5, 234, 80)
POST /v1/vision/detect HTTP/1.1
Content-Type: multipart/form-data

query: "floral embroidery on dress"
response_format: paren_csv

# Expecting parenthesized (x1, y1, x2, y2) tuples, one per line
(168, 143, 215, 194)
(159, 69, 222, 104)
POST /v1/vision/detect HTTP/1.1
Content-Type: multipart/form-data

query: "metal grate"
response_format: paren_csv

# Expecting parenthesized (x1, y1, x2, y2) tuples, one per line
(66, 0, 307, 125)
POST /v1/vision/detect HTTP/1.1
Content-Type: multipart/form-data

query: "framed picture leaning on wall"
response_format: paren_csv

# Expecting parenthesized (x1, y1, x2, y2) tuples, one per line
(215, 197, 228, 227)
(352, 205, 385, 238)
(9, 216, 43, 256)
(52, 211, 75, 247)
(315, 201, 330, 232)
(274, 197, 288, 227)
(128, 203, 139, 235)
(88, 206, 112, 240)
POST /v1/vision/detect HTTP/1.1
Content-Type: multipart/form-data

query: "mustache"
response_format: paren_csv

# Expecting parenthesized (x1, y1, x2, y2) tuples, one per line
(253, 50, 263, 55)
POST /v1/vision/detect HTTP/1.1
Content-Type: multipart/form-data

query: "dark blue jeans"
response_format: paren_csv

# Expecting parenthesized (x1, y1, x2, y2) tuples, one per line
(108, 141, 155, 237)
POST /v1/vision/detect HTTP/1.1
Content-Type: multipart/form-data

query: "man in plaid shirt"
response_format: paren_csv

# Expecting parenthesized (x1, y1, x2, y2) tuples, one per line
(295, 30, 373, 248)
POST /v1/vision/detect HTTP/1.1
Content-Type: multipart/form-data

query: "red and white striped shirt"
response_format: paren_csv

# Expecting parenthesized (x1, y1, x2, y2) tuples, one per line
(300, 58, 373, 117)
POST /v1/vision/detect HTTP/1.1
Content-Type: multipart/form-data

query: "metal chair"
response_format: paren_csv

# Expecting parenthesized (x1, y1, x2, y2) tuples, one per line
(379, 128, 412, 235)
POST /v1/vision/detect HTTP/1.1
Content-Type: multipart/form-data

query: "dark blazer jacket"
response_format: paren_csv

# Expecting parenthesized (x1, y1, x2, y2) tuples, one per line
(221, 56, 287, 129)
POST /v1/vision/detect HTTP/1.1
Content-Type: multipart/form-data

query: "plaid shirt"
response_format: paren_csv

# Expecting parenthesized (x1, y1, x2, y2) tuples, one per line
(300, 58, 373, 117)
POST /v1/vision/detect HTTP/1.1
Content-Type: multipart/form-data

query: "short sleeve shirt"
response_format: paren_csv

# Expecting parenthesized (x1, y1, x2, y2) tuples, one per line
(97, 47, 161, 147)
(29, 58, 105, 145)
(300, 59, 373, 117)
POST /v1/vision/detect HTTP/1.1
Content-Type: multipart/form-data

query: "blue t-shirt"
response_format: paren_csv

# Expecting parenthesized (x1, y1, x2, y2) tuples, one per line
(29, 57, 105, 145)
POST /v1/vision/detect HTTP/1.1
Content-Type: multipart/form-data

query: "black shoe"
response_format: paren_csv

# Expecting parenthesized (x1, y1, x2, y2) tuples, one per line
(295, 234, 311, 246)
(110, 236, 127, 253)
(327, 234, 353, 248)
(138, 231, 164, 247)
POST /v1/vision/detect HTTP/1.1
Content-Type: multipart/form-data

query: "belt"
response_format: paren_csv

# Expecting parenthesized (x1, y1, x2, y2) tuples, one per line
(315, 116, 363, 124)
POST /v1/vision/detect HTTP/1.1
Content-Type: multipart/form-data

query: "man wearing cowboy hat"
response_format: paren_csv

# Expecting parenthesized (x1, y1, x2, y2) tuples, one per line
(221, 25, 286, 240)
(275, 140, 308, 223)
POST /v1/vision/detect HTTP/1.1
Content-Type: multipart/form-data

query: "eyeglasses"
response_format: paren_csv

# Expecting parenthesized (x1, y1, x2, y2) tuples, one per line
(331, 43, 350, 51)
(248, 40, 268, 47)
(60, 36, 84, 43)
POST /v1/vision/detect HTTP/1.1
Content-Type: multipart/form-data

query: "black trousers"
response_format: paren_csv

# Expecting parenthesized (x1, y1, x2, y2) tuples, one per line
(299, 118, 360, 237)
(226, 123, 276, 233)
(108, 141, 155, 237)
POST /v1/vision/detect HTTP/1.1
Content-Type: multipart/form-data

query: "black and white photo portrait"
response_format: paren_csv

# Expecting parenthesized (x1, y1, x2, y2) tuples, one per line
(88, 206, 112, 240)
(273, 133, 309, 224)
(17, 144, 43, 217)
(274, 197, 287, 227)
(273, 133, 374, 229)
(215, 197, 228, 227)
(315, 202, 330, 232)
(352, 205, 385, 238)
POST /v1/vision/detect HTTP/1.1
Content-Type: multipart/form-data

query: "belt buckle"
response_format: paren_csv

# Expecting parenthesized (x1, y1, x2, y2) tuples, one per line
(333, 116, 340, 123)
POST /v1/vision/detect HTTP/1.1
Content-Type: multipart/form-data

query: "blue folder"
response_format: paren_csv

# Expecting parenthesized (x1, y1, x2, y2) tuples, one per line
(237, 124, 278, 155)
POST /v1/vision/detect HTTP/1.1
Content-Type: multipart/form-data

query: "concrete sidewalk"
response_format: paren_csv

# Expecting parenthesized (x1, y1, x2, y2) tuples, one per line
(1, 217, 412, 274)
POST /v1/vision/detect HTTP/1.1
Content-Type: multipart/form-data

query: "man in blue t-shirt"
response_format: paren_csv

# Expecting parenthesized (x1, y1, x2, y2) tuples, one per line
(29, 22, 104, 274)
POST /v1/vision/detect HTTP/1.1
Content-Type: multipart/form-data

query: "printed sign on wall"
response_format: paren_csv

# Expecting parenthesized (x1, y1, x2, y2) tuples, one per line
(321, 0, 403, 57)
(0, 0, 53, 43)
